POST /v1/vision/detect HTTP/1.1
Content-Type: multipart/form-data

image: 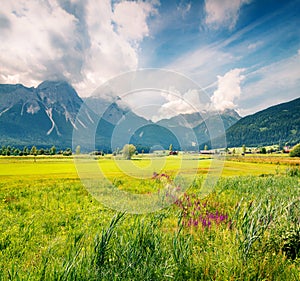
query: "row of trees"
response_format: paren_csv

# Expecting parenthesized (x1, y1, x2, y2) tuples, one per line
(2, 143, 299, 158)
(229, 144, 291, 155)
(0, 143, 137, 158)
(120, 143, 300, 158)
(0, 145, 72, 156)
(233, 144, 300, 156)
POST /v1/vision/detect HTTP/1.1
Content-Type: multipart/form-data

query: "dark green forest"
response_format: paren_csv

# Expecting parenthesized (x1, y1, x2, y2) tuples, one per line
(225, 97, 300, 147)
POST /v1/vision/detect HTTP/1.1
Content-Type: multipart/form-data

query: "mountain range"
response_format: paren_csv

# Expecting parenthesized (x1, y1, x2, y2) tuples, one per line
(0, 80, 298, 151)
(225, 97, 300, 147)
(0, 81, 88, 148)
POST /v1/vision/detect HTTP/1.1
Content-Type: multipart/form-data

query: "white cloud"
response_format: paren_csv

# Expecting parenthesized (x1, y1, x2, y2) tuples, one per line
(78, 0, 140, 95)
(205, 0, 251, 30)
(112, 1, 157, 44)
(0, 0, 79, 87)
(168, 46, 236, 88)
(243, 53, 300, 99)
(151, 88, 208, 121)
(298, 49, 300, 56)
(177, 2, 191, 18)
(238, 53, 300, 115)
(121, 89, 168, 121)
(0, 0, 158, 96)
(166, 19, 262, 87)
(211, 68, 245, 111)
(247, 40, 263, 50)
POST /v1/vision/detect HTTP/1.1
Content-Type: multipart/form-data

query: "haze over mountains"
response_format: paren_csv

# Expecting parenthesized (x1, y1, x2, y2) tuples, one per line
(0, 80, 298, 151)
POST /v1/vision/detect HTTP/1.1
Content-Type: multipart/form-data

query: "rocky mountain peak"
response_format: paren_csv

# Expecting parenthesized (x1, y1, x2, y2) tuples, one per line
(37, 80, 82, 106)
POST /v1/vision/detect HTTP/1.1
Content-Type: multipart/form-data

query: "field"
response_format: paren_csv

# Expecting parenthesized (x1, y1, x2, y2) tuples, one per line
(0, 154, 300, 280)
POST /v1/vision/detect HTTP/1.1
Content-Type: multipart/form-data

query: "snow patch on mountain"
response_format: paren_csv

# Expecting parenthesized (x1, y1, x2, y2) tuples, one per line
(85, 109, 94, 124)
(0, 106, 12, 117)
(77, 119, 87, 128)
(45, 108, 61, 136)
(26, 103, 40, 114)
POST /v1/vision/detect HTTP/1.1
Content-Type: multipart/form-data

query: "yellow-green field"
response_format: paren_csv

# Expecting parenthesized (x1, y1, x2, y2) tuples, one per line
(0, 155, 299, 280)
(0, 154, 293, 182)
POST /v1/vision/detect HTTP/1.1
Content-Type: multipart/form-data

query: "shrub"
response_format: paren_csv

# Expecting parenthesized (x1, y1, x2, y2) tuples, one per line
(281, 226, 300, 260)
(286, 166, 300, 177)
(122, 144, 136, 160)
(290, 143, 300, 157)
(63, 148, 72, 156)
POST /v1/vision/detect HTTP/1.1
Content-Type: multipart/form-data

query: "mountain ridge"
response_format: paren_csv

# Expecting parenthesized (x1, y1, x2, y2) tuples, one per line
(225, 97, 300, 147)
(5, 80, 296, 151)
(0, 81, 87, 147)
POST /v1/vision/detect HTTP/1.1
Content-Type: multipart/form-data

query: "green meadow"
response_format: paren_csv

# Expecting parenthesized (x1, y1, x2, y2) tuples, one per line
(0, 154, 286, 180)
(0, 155, 299, 280)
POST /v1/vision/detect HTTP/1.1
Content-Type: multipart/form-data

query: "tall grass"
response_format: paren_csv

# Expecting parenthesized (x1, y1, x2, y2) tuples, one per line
(0, 174, 299, 280)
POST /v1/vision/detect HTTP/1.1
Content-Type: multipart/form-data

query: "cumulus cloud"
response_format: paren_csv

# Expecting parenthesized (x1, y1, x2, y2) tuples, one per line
(112, 1, 157, 43)
(151, 88, 208, 121)
(0, 1, 79, 86)
(205, 0, 251, 30)
(211, 68, 245, 111)
(0, 0, 158, 96)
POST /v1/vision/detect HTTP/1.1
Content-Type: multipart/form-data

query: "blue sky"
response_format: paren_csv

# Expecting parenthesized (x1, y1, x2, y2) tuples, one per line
(0, 0, 299, 118)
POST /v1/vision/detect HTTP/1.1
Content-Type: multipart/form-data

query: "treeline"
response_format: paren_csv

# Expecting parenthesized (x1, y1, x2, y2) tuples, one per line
(0, 145, 72, 156)
(226, 123, 300, 148)
(225, 97, 300, 148)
